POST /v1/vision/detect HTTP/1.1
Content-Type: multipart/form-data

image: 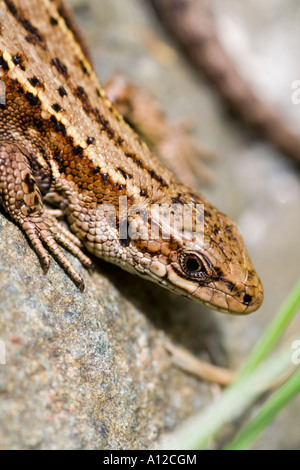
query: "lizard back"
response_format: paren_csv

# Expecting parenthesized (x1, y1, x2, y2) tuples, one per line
(0, 0, 263, 314)
(0, 0, 179, 204)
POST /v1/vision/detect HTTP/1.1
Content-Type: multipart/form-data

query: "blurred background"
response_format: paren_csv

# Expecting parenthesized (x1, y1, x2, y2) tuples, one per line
(70, 0, 300, 449)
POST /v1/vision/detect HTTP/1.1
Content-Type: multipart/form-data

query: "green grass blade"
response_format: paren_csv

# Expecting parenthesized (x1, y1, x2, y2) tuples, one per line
(158, 280, 300, 450)
(225, 367, 300, 450)
(158, 336, 298, 450)
(240, 278, 300, 377)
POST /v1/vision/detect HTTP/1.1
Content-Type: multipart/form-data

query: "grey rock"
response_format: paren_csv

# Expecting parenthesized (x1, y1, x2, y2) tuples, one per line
(0, 212, 221, 449)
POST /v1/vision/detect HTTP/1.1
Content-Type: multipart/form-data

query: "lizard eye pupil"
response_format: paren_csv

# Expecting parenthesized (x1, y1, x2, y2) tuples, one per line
(186, 257, 201, 272)
(180, 253, 204, 277)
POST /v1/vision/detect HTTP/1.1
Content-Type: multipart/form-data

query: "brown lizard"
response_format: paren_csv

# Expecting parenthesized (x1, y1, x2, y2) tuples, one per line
(151, 0, 300, 166)
(0, 0, 263, 314)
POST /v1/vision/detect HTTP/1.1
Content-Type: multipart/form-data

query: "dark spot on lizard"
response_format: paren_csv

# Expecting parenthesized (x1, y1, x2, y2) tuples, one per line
(243, 294, 253, 305)
(22, 18, 45, 45)
(55, 121, 66, 135)
(74, 86, 91, 111)
(51, 103, 62, 113)
(51, 58, 68, 77)
(28, 76, 41, 87)
(79, 59, 90, 76)
(58, 86, 67, 97)
(214, 267, 223, 278)
(148, 169, 168, 187)
(4, 0, 17, 15)
(24, 92, 40, 107)
(72, 146, 84, 156)
(57, 6, 73, 31)
(72, 96, 121, 145)
(97, 114, 115, 139)
(0, 56, 9, 71)
(50, 115, 66, 135)
(117, 168, 127, 179)
(87, 137, 95, 145)
(50, 16, 58, 26)
(124, 152, 168, 187)
(116, 137, 124, 146)
(140, 189, 148, 197)
(220, 278, 235, 292)
(117, 168, 132, 180)
(53, 149, 65, 173)
(4, 1, 45, 47)
(12, 53, 25, 70)
(75, 86, 86, 98)
(125, 152, 143, 167)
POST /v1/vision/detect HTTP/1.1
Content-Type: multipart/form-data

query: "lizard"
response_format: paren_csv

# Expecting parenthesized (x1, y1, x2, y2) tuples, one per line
(150, 0, 300, 167)
(0, 0, 263, 315)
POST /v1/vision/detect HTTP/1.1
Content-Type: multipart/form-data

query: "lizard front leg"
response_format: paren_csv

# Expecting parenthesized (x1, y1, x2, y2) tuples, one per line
(0, 141, 93, 290)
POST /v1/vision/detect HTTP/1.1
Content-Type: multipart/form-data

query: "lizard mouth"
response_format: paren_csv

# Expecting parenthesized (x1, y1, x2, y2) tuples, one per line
(165, 262, 264, 314)
(191, 276, 264, 314)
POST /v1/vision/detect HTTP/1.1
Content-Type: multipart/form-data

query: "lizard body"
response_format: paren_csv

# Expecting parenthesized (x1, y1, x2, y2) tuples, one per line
(0, 0, 263, 314)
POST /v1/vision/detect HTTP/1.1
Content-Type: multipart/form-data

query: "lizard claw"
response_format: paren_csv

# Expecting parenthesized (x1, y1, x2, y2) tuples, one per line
(22, 211, 89, 290)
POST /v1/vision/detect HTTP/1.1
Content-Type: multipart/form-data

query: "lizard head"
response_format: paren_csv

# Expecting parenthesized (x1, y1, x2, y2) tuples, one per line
(123, 189, 263, 314)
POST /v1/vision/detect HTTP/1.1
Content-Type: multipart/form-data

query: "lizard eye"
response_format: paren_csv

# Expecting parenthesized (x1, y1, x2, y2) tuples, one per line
(180, 253, 205, 277)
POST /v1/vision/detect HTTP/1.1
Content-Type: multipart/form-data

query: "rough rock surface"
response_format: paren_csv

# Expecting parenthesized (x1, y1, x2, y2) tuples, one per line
(0, 212, 222, 450)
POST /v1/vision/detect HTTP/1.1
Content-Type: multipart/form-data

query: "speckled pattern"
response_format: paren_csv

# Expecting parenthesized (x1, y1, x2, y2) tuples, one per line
(0, 0, 299, 450)
(0, 0, 263, 313)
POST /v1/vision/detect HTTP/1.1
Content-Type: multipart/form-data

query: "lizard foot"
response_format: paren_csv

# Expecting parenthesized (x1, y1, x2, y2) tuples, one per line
(21, 211, 93, 292)
(0, 141, 93, 291)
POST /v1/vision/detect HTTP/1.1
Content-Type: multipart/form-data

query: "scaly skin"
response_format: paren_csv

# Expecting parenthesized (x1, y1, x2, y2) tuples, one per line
(0, 0, 263, 314)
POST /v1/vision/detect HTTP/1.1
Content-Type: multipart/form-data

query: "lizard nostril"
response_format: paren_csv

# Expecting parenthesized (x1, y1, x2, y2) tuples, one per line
(243, 293, 253, 305)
